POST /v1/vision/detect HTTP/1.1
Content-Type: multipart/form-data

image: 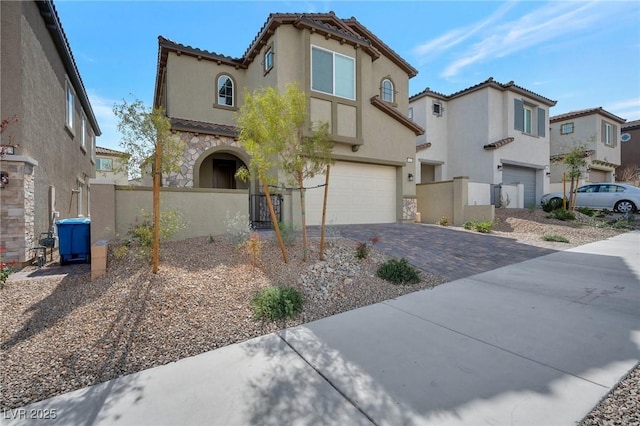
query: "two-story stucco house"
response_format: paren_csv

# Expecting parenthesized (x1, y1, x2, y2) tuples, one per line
(549, 108, 625, 186)
(153, 12, 424, 226)
(0, 0, 101, 264)
(91, 146, 129, 186)
(409, 78, 556, 208)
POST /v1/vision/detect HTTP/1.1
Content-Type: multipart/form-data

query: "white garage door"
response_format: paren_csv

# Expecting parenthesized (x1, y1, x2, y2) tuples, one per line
(503, 165, 537, 208)
(304, 161, 397, 225)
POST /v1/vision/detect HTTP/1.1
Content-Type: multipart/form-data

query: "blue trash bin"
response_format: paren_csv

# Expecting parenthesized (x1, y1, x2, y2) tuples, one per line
(56, 218, 91, 265)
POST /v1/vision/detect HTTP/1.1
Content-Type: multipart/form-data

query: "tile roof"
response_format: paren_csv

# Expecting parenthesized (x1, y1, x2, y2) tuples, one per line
(96, 146, 126, 156)
(370, 96, 425, 136)
(550, 149, 595, 162)
(410, 77, 556, 106)
(36, 1, 101, 135)
(169, 117, 239, 138)
(416, 142, 432, 151)
(483, 137, 514, 150)
(622, 119, 640, 130)
(550, 107, 626, 124)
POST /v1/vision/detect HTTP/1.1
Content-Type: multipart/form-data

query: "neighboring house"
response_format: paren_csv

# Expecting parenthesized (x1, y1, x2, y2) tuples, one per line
(618, 120, 640, 184)
(409, 77, 556, 208)
(549, 108, 625, 185)
(92, 146, 129, 185)
(153, 12, 423, 226)
(0, 0, 101, 264)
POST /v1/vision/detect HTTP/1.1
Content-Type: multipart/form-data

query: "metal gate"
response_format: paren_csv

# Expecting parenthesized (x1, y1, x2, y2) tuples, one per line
(249, 194, 282, 229)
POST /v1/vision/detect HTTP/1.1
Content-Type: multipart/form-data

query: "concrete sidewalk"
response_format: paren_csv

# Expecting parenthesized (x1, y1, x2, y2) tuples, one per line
(5, 232, 639, 426)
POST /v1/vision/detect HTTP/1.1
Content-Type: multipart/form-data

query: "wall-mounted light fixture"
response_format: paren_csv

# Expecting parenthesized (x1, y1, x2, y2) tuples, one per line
(406, 157, 414, 163)
(408, 173, 414, 182)
(0, 145, 15, 155)
(0, 171, 9, 188)
(546, 171, 551, 177)
(497, 164, 503, 170)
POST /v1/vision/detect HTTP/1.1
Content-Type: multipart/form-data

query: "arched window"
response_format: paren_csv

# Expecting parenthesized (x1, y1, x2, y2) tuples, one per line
(381, 78, 394, 103)
(217, 75, 234, 106)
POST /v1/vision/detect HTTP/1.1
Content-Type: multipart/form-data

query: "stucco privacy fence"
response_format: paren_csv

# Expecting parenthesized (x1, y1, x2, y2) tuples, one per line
(89, 182, 249, 279)
(414, 176, 523, 226)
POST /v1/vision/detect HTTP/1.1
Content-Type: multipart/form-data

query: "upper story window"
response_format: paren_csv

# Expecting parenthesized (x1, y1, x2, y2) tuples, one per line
(408, 107, 413, 121)
(603, 122, 613, 146)
(560, 122, 574, 135)
(217, 74, 234, 107)
(96, 158, 113, 171)
(80, 115, 86, 150)
(311, 46, 355, 100)
(433, 101, 443, 117)
(90, 133, 96, 163)
(381, 78, 394, 103)
(66, 80, 75, 132)
(264, 47, 274, 73)
(514, 98, 546, 137)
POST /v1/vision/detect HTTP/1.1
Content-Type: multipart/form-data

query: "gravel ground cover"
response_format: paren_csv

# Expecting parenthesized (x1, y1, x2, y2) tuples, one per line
(1, 208, 637, 423)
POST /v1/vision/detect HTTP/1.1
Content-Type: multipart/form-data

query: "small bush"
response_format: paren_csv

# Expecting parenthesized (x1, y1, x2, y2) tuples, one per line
(278, 221, 296, 246)
(252, 286, 303, 321)
(208, 234, 215, 244)
(576, 207, 595, 217)
(549, 208, 575, 221)
(127, 208, 187, 255)
(611, 216, 637, 230)
(542, 198, 563, 213)
(226, 211, 251, 247)
(542, 234, 570, 243)
(527, 203, 536, 213)
(377, 258, 421, 285)
(112, 245, 129, 259)
(464, 219, 494, 233)
(438, 216, 450, 226)
(244, 232, 263, 267)
(0, 252, 15, 288)
(355, 242, 370, 259)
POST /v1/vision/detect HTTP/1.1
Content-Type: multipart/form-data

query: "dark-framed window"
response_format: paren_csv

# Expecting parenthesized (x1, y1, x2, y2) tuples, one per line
(560, 122, 574, 135)
(381, 78, 394, 103)
(217, 74, 234, 107)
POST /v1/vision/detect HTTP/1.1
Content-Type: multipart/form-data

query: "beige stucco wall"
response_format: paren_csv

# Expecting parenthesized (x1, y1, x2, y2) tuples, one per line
(416, 181, 453, 225)
(114, 186, 248, 241)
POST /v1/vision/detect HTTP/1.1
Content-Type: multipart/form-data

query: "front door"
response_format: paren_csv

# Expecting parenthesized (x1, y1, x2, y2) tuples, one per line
(212, 159, 236, 189)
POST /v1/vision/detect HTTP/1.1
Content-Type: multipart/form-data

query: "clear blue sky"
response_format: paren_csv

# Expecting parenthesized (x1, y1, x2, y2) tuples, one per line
(54, 0, 640, 151)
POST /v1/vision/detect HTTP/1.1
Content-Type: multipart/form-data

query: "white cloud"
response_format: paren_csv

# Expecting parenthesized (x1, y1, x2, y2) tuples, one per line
(87, 91, 122, 151)
(606, 98, 640, 121)
(411, 2, 515, 60)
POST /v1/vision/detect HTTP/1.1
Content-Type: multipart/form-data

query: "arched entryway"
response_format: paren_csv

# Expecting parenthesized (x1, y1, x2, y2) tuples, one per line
(194, 146, 250, 190)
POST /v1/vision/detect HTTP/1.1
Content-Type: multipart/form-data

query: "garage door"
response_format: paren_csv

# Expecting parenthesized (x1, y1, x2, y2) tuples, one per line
(588, 169, 606, 182)
(304, 161, 397, 225)
(503, 165, 537, 207)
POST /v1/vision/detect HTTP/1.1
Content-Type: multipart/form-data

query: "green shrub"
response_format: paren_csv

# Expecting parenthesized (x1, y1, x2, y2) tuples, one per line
(611, 216, 637, 230)
(355, 242, 370, 259)
(377, 258, 421, 285)
(252, 286, 303, 321)
(226, 211, 251, 247)
(549, 208, 575, 221)
(464, 219, 494, 233)
(128, 208, 187, 250)
(542, 234, 570, 243)
(541, 198, 563, 212)
(576, 207, 596, 217)
(438, 216, 449, 226)
(278, 221, 296, 246)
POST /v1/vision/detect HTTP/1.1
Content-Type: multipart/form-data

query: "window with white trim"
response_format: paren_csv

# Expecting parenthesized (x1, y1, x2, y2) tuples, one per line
(311, 46, 355, 100)
(408, 107, 413, 121)
(264, 48, 274, 73)
(381, 78, 394, 103)
(432, 102, 443, 117)
(514, 99, 546, 137)
(560, 122, 574, 135)
(80, 115, 86, 150)
(66, 81, 75, 131)
(523, 105, 533, 134)
(96, 158, 113, 171)
(217, 75, 234, 106)
(604, 122, 613, 146)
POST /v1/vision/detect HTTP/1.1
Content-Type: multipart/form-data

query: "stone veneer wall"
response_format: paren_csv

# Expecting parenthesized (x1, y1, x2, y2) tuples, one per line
(402, 197, 417, 221)
(0, 158, 36, 263)
(164, 132, 241, 188)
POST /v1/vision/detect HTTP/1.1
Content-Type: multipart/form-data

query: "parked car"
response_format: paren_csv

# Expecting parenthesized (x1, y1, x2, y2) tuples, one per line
(540, 183, 640, 213)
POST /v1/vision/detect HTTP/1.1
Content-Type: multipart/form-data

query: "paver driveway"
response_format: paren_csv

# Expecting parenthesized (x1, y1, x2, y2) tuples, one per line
(333, 223, 555, 281)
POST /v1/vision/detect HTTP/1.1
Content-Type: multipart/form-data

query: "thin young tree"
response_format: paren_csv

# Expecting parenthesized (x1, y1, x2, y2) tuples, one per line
(113, 98, 185, 273)
(560, 144, 589, 210)
(277, 83, 332, 262)
(235, 87, 291, 263)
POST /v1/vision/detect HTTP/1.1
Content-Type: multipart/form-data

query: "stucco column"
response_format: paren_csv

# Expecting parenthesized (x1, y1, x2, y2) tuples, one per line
(452, 176, 469, 226)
